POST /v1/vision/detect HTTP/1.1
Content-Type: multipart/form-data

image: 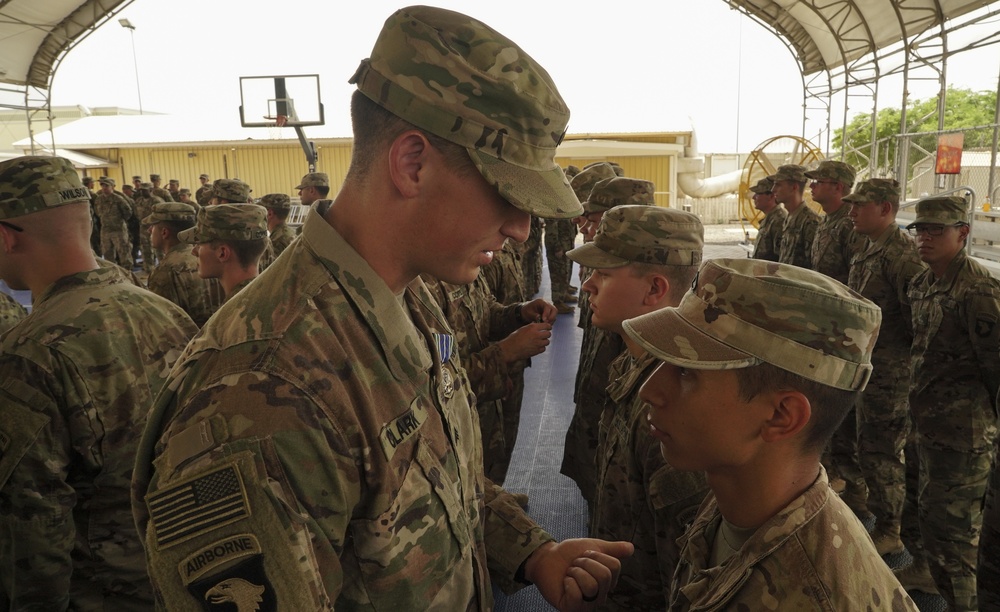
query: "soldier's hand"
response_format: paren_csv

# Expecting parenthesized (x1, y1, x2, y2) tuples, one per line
(498, 322, 552, 363)
(525, 539, 634, 611)
(520, 298, 558, 324)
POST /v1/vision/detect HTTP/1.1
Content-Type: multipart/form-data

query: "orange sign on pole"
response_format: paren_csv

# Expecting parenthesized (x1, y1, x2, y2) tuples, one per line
(935, 133, 964, 175)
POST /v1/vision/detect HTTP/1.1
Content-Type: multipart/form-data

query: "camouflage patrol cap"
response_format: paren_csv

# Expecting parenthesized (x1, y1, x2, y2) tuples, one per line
(349, 6, 581, 219)
(570, 163, 618, 204)
(199, 173, 210, 180)
(259, 193, 292, 210)
(295, 173, 329, 190)
(748, 177, 774, 194)
(143, 202, 197, 225)
(583, 177, 656, 214)
(568, 205, 703, 269)
(150, 174, 161, 181)
(132, 175, 142, 181)
(212, 178, 251, 202)
(622, 258, 881, 391)
(0, 155, 90, 220)
(767, 164, 808, 184)
(98, 176, 116, 186)
(907, 195, 968, 227)
(178, 204, 268, 244)
(179, 188, 192, 196)
(82, 176, 95, 185)
(168, 179, 180, 185)
(842, 178, 900, 205)
(586, 160, 624, 176)
(139, 182, 153, 190)
(804, 160, 856, 186)
(565, 165, 581, 179)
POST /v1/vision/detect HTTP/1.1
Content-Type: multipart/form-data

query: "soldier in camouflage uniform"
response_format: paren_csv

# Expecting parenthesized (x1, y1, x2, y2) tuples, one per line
(902, 196, 1000, 610)
(562, 170, 643, 509)
(132, 9, 633, 609)
(770, 164, 819, 268)
(569, 205, 709, 610)
(150, 173, 174, 202)
(545, 216, 576, 314)
(177, 187, 197, 207)
(521, 214, 544, 296)
(424, 272, 555, 484)
(481, 239, 533, 477)
(131, 175, 142, 190)
(195, 173, 213, 206)
(296, 172, 330, 207)
(749, 177, 785, 261)
(0, 155, 198, 610)
(94, 176, 134, 269)
(625, 258, 917, 611)
(260, 193, 296, 270)
(0, 290, 26, 334)
(81, 175, 102, 255)
(845, 178, 926, 557)
(180, 203, 268, 301)
(133, 182, 164, 273)
(145, 202, 225, 326)
(167, 178, 181, 201)
(982, 446, 1000, 609)
(806, 160, 870, 518)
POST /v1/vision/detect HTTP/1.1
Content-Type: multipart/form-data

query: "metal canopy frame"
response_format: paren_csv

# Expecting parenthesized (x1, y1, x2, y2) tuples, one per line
(727, 0, 1000, 178)
(0, 0, 136, 155)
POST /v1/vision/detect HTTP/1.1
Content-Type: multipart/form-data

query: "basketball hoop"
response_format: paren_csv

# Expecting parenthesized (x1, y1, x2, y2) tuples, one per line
(275, 114, 288, 128)
(263, 115, 287, 140)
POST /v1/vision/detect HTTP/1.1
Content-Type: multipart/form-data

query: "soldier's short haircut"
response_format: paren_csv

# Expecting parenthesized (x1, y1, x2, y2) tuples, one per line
(734, 363, 860, 454)
(627, 262, 699, 304)
(214, 237, 267, 269)
(268, 207, 290, 221)
(347, 91, 477, 181)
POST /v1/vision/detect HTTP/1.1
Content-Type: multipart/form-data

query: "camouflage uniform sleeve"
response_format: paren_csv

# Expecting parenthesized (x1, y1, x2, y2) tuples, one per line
(138, 378, 354, 609)
(889, 248, 926, 340)
(966, 280, 1000, 407)
(483, 480, 556, 592)
(117, 194, 133, 220)
(0, 358, 88, 609)
(464, 344, 510, 402)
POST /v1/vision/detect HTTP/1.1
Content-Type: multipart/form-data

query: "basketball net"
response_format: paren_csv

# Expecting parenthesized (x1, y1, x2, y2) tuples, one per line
(264, 115, 288, 140)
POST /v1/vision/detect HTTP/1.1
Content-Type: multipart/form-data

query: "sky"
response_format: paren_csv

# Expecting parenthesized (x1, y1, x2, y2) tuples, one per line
(41, 1, 1000, 154)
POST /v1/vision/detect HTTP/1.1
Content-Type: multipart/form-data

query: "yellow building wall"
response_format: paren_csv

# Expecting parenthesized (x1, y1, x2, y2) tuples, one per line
(556, 155, 675, 208)
(81, 140, 354, 199)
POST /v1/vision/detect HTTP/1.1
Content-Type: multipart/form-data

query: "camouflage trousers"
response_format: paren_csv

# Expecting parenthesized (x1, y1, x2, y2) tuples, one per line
(908, 393, 997, 611)
(544, 240, 571, 301)
(856, 353, 911, 536)
(979, 444, 1000, 611)
(100, 230, 133, 269)
(521, 246, 542, 298)
(824, 401, 869, 516)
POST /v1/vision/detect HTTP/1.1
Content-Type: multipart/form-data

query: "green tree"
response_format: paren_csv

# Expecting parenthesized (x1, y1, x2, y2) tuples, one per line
(833, 87, 997, 173)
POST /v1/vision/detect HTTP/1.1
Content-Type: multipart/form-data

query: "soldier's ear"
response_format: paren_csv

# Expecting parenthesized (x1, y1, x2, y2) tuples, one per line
(0, 224, 20, 253)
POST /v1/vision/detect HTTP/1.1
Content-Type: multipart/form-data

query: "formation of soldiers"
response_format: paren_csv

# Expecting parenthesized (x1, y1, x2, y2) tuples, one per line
(0, 6, 997, 612)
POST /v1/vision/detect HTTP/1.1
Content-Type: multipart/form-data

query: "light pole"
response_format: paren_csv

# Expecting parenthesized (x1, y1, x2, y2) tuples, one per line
(118, 18, 143, 114)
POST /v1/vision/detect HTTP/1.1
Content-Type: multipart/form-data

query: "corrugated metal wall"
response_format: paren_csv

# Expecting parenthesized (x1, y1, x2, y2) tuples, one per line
(557, 155, 675, 208)
(81, 140, 355, 199)
(77, 135, 679, 206)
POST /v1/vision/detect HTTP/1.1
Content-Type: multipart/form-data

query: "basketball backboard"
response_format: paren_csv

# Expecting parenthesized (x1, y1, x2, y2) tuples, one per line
(239, 74, 324, 128)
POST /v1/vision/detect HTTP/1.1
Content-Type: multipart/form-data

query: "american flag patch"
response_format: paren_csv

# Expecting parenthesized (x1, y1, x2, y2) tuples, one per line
(148, 465, 249, 549)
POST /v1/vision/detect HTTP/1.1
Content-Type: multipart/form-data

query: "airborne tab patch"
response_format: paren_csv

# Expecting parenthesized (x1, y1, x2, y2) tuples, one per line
(149, 464, 249, 549)
(181, 534, 262, 585)
(379, 400, 427, 461)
